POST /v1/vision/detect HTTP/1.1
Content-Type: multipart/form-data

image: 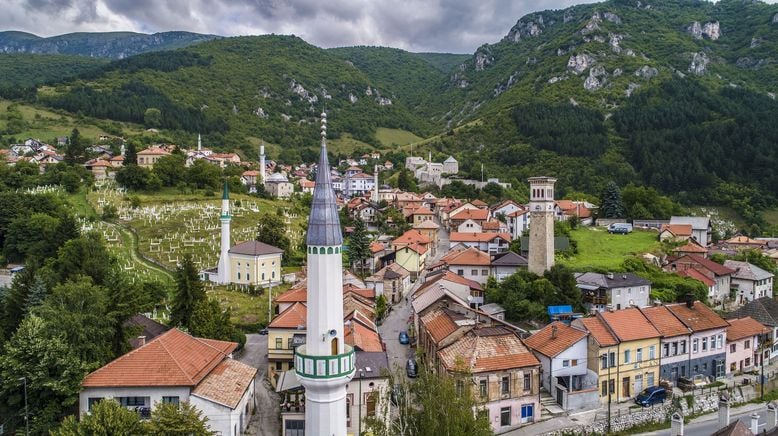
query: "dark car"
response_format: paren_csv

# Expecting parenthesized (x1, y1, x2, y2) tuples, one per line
(635, 386, 667, 407)
(406, 359, 418, 378)
(399, 331, 410, 345)
(258, 327, 269, 335)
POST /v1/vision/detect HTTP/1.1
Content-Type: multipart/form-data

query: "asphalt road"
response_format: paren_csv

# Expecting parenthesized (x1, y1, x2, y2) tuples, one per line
(237, 333, 281, 436)
(640, 407, 769, 435)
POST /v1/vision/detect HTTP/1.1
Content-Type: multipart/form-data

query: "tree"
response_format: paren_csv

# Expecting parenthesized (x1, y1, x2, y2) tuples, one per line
(144, 108, 163, 127)
(0, 316, 85, 434)
(189, 298, 243, 347)
(38, 276, 115, 365)
(50, 233, 115, 286)
(187, 159, 221, 190)
(64, 128, 85, 164)
(116, 164, 152, 190)
(599, 181, 625, 218)
(348, 219, 371, 275)
(125, 141, 138, 167)
(3, 213, 61, 262)
(170, 254, 206, 330)
(23, 274, 47, 315)
(104, 270, 158, 357)
(368, 367, 492, 436)
(375, 294, 388, 320)
(153, 154, 187, 187)
(144, 402, 213, 436)
(397, 169, 417, 192)
(256, 213, 291, 262)
(54, 399, 143, 436)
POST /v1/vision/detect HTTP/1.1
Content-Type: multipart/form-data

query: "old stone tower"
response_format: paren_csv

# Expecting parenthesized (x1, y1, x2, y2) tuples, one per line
(528, 176, 556, 275)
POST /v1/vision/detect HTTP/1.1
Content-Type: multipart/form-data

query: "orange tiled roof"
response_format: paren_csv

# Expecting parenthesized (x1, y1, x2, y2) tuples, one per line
(393, 229, 432, 246)
(660, 224, 693, 237)
(600, 307, 661, 342)
(343, 283, 376, 300)
(275, 286, 308, 303)
(677, 267, 715, 287)
(640, 306, 691, 338)
(726, 317, 768, 341)
(438, 327, 539, 373)
(269, 302, 307, 329)
(666, 301, 729, 332)
(137, 147, 170, 155)
(450, 208, 489, 221)
(421, 309, 460, 343)
(414, 220, 440, 230)
(674, 240, 708, 254)
(524, 322, 587, 358)
(369, 241, 385, 254)
(438, 246, 490, 266)
(724, 236, 766, 246)
(578, 317, 618, 346)
(481, 220, 502, 230)
(470, 199, 488, 208)
(242, 170, 260, 176)
(345, 321, 383, 352)
(81, 329, 236, 388)
(191, 358, 257, 409)
(449, 232, 511, 243)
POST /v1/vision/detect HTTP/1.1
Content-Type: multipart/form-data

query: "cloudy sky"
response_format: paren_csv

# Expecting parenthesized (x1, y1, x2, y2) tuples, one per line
(2, 0, 605, 53)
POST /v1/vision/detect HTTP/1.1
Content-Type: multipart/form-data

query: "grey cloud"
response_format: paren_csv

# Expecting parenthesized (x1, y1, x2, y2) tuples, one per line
(6, 0, 601, 53)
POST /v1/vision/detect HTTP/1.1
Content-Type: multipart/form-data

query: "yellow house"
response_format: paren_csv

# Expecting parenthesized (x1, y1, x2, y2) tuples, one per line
(267, 302, 307, 388)
(136, 146, 170, 168)
(228, 241, 284, 286)
(573, 308, 661, 403)
(394, 243, 428, 280)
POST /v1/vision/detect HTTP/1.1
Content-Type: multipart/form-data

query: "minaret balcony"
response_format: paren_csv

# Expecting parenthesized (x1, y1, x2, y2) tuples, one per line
(294, 344, 355, 380)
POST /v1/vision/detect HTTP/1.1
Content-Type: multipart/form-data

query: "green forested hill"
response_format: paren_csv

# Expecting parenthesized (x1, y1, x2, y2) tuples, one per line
(0, 54, 107, 88)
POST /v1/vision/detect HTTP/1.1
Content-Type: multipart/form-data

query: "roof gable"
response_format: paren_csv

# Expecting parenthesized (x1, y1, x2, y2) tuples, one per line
(524, 322, 587, 358)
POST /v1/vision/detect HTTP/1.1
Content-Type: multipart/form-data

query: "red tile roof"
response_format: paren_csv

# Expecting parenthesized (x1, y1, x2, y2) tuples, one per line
(666, 301, 729, 332)
(660, 224, 693, 237)
(677, 267, 715, 287)
(450, 208, 489, 221)
(345, 321, 383, 352)
(675, 255, 736, 276)
(421, 309, 460, 343)
(137, 147, 170, 155)
(369, 241, 385, 254)
(438, 327, 539, 373)
(599, 308, 661, 341)
(578, 317, 618, 346)
(393, 229, 432, 246)
(415, 270, 483, 296)
(449, 232, 511, 243)
(726, 317, 769, 341)
(524, 322, 587, 358)
(438, 246, 491, 266)
(674, 240, 708, 254)
(190, 358, 257, 409)
(640, 306, 690, 338)
(268, 302, 307, 329)
(274, 286, 308, 303)
(82, 329, 236, 388)
(555, 200, 592, 219)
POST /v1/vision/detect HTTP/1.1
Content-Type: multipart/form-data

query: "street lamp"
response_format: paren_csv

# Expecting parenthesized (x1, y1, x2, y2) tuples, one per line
(600, 353, 611, 435)
(19, 377, 28, 436)
(358, 369, 364, 436)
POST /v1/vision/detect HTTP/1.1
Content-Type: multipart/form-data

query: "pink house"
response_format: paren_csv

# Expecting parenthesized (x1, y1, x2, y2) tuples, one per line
(726, 317, 769, 374)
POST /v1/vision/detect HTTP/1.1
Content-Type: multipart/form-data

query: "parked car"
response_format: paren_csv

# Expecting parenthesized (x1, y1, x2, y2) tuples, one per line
(399, 331, 410, 345)
(258, 327, 269, 335)
(406, 359, 418, 378)
(635, 386, 667, 407)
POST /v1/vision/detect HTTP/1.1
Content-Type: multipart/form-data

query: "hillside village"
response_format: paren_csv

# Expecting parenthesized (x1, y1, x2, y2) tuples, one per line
(2, 122, 778, 436)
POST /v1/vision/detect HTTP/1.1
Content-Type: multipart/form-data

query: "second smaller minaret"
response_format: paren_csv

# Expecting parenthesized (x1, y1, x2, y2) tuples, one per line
(260, 144, 267, 186)
(198, 133, 202, 151)
(372, 165, 379, 203)
(216, 181, 232, 284)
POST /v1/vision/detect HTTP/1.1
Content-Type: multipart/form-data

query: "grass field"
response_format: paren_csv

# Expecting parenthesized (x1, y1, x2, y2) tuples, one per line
(375, 128, 423, 147)
(559, 227, 661, 271)
(329, 134, 374, 155)
(763, 209, 778, 229)
(209, 283, 291, 331)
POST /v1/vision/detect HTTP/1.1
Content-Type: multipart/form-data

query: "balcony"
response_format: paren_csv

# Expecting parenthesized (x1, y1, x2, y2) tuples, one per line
(294, 345, 355, 380)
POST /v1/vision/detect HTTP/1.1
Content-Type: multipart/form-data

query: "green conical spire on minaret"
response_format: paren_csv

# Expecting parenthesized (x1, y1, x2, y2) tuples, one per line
(222, 180, 229, 200)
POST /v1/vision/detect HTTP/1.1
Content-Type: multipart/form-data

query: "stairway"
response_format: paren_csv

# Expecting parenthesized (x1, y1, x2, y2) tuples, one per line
(540, 390, 566, 420)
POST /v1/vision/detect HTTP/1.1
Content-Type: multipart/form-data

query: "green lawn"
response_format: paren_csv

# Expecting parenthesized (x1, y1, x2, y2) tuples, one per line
(65, 188, 98, 218)
(209, 283, 291, 331)
(328, 134, 374, 155)
(375, 128, 422, 148)
(559, 227, 661, 271)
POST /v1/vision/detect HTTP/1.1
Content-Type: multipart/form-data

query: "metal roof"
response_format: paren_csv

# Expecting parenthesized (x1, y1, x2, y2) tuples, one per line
(306, 114, 343, 247)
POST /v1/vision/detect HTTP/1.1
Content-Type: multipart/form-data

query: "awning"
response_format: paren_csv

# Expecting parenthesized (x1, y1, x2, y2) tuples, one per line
(276, 369, 303, 393)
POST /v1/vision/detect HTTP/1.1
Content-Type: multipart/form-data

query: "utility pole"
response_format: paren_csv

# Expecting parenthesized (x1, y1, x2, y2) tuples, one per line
(601, 353, 611, 435)
(358, 369, 364, 436)
(19, 377, 28, 436)
(267, 279, 273, 327)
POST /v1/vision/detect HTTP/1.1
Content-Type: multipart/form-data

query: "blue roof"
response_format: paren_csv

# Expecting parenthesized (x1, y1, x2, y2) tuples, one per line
(547, 305, 574, 315)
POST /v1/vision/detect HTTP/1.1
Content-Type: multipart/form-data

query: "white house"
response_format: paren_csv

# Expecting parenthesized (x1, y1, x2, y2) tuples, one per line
(670, 216, 712, 246)
(724, 260, 774, 304)
(506, 209, 530, 241)
(344, 172, 376, 197)
(79, 329, 257, 436)
(524, 322, 599, 412)
(457, 219, 483, 233)
(576, 272, 651, 312)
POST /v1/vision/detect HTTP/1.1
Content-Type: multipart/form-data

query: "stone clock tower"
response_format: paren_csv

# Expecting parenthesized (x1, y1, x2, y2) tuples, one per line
(528, 176, 557, 275)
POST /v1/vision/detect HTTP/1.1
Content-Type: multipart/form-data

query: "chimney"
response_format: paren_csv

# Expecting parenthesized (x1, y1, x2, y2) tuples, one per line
(686, 294, 694, 309)
(137, 336, 146, 347)
(551, 325, 558, 339)
(768, 402, 778, 431)
(750, 412, 759, 434)
(718, 394, 730, 430)
(606, 273, 614, 279)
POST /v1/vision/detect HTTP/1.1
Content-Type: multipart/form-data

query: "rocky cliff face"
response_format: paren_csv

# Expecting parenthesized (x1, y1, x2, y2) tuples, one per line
(687, 21, 721, 40)
(0, 31, 217, 58)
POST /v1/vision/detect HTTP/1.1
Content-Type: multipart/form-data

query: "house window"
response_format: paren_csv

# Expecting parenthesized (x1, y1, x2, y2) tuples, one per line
(672, 342, 678, 356)
(647, 372, 655, 387)
(500, 407, 511, 426)
(119, 397, 147, 407)
(745, 340, 751, 349)
(649, 346, 656, 360)
(523, 373, 531, 392)
(730, 344, 737, 353)
(471, 269, 478, 276)
(479, 379, 487, 398)
(609, 379, 615, 394)
(482, 269, 489, 276)
(457, 269, 464, 276)
(609, 352, 616, 367)
(288, 338, 294, 349)
(746, 357, 751, 366)
(601, 355, 608, 370)
(602, 380, 608, 397)
(162, 396, 179, 406)
(501, 376, 510, 395)
(624, 349, 631, 364)
(366, 392, 377, 417)
(88, 397, 103, 411)
(246, 273, 250, 281)
(664, 343, 670, 357)
(637, 348, 643, 362)
(563, 360, 570, 367)
(456, 380, 464, 395)
(681, 340, 687, 354)
(276, 338, 282, 349)
(238, 272, 241, 280)
(702, 337, 708, 352)
(693, 338, 699, 353)
(571, 359, 578, 366)
(717, 335, 723, 349)
(275, 361, 282, 371)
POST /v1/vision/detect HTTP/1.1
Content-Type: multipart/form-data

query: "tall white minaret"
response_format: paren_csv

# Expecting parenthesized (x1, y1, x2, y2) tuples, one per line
(216, 181, 231, 284)
(372, 164, 379, 203)
(260, 144, 266, 186)
(295, 112, 354, 435)
(120, 143, 125, 157)
(198, 134, 202, 151)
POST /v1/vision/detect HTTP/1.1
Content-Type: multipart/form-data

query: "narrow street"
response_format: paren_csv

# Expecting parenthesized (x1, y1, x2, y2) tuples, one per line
(238, 333, 281, 436)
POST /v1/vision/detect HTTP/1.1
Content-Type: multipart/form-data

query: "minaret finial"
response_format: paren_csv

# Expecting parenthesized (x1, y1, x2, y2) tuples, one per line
(320, 111, 327, 145)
